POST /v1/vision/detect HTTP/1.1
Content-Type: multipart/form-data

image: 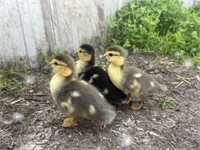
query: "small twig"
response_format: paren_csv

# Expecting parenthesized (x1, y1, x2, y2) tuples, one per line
(176, 74, 196, 80)
(110, 129, 121, 135)
(171, 82, 180, 85)
(176, 75, 191, 85)
(182, 78, 191, 85)
(175, 81, 184, 89)
(196, 75, 200, 81)
(175, 74, 198, 86)
(10, 97, 24, 105)
(0, 97, 9, 102)
(34, 92, 46, 96)
(185, 77, 197, 80)
(31, 118, 37, 125)
(24, 97, 42, 101)
(36, 140, 48, 145)
(1, 132, 11, 139)
(194, 90, 200, 94)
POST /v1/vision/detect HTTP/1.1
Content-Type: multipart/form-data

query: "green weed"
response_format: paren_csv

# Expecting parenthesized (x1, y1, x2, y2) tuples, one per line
(0, 70, 25, 96)
(107, 0, 200, 65)
(190, 1, 200, 17)
(159, 98, 173, 109)
(0, 49, 67, 96)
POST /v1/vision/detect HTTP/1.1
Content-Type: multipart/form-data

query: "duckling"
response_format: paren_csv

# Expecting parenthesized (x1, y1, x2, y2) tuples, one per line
(49, 54, 116, 127)
(75, 44, 95, 75)
(75, 44, 127, 105)
(104, 45, 167, 110)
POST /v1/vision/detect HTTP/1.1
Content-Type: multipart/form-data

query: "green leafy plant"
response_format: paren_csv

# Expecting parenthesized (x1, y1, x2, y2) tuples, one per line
(107, 0, 200, 64)
(159, 98, 173, 109)
(190, 1, 200, 17)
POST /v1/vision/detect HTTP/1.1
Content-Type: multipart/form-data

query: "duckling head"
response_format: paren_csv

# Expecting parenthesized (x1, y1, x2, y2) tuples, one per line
(104, 45, 127, 67)
(78, 44, 95, 66)
(50, 54, 75, 77)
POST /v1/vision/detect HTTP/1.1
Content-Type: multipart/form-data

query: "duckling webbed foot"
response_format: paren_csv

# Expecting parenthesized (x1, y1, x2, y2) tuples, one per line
(131, 98, 144, 110)
(99, 124, 110, 130)
(100, 124, 107, 129)
(62, 118, 78, 127)
(122, 93, 132, 104)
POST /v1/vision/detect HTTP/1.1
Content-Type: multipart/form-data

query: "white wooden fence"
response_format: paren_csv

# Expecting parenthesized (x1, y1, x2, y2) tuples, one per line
(0, 0, 197, 68)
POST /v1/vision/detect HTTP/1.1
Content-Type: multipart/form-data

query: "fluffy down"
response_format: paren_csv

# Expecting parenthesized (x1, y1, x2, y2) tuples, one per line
(54, 79, 116, 126)
(79, 66, 127, 105)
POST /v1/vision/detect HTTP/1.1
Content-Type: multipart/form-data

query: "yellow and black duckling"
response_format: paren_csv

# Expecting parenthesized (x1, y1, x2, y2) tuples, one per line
(104, 45, 168, 110)
(75, 44, 95, 75)
(49, 54, 116, 127)
(75, 44, 127, 105)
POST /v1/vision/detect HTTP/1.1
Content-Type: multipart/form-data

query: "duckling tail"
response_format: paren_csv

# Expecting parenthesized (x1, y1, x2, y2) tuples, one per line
(98, 107, 116, 125)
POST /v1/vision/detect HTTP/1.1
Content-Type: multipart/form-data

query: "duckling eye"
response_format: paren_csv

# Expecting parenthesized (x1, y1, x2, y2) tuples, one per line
(109, 53, 113, 57)
(79, 50, 85, 53)
(54, 62, 58, 65)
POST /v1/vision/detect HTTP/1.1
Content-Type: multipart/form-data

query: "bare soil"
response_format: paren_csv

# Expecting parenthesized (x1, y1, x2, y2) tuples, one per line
(1, 50, 200, 150)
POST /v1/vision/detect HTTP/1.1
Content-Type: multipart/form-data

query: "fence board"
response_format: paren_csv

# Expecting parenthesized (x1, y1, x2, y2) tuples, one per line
(0, 0, 197, 68)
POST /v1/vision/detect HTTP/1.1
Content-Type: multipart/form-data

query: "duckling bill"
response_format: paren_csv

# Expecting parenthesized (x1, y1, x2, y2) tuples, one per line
(75, 44, 128, 105)
(49, 54, 116, 127)
(104, 45, 168, 110)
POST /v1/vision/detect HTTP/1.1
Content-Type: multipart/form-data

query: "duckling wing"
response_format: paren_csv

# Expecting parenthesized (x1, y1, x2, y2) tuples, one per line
(79, 66, 127, 105)
(122, 66, 162, 97)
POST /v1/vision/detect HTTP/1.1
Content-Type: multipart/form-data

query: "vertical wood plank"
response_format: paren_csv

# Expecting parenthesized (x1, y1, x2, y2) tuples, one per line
(50, 0, 104, 53)
(0, 0, 26, 60)
(40, 0, 56, 51)
(17, 0, 48, 67)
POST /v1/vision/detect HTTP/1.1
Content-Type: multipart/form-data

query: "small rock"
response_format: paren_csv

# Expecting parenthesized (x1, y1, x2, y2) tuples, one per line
(165, 119, 176, 128)
(29, 89, 34, 93)
(154, 69, 160, 74)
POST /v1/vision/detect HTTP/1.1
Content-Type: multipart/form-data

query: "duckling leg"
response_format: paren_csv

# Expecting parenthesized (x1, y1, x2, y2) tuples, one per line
(122, 93, 132, 104)
(131, 98, 144, 110)
(101, 124, 107, 129)
(62, 118, 78, 127)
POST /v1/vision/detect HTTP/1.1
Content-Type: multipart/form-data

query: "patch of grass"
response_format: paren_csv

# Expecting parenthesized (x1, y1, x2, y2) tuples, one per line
(91, 35, 102, 46)
(0, 69, 27, 96)
(1, 57, 30, 73)
(107, 0, 200, 65)
(0, 49, 67, 96)
(8, 81, 23, 95)
(0, 59, 32, 96)
(51, 49, 67, 56)
(94, 35, 101, 43)
(159, 98, 173, 109)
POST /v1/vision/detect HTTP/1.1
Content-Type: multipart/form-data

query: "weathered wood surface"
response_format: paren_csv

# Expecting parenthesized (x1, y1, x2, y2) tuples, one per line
(0, 0, 196, 68)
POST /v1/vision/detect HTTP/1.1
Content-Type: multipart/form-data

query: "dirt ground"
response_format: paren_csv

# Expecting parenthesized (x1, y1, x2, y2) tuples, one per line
(0, 50, 200, 150)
